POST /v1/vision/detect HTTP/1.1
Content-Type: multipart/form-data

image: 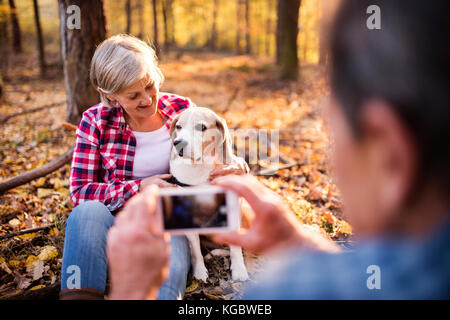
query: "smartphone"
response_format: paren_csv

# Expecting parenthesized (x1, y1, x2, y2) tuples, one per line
(158, 185, 241, 235)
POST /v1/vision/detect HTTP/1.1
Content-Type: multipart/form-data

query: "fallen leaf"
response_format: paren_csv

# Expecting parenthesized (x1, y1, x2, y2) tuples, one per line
(37, 188, 53, 199)
(38, 246, 58, 261)
(30, 284, 45, 291)
(185, 281, 199, 293)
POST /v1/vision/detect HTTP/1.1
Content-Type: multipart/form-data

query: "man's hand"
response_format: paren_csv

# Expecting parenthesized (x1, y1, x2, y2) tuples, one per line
(107, 185, 170, 300)
(211, 174, 341, 255)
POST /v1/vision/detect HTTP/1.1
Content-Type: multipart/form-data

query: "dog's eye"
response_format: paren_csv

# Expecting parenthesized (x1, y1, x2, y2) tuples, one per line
(195, 124, 207, 132)
(175, 124, 182, 130)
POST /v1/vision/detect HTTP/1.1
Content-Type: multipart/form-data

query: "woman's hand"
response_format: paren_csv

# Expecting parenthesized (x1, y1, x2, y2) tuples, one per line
(211, 174, 341, 255)
(140, 173, 177, 190)
(107, 185, 170, 300)
(209, 157, 249, 180)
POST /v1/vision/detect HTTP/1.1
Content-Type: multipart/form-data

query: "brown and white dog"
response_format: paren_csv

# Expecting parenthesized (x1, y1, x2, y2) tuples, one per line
(168, 106, 250, 282)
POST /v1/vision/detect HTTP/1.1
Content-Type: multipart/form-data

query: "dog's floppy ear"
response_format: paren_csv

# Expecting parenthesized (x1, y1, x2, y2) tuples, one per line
(215, 116, 234, 164)
(169, 113, 181, 140)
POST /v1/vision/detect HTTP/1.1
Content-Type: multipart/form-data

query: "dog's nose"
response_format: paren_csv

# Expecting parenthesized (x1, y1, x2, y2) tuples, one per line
(173, 139, 188, 156)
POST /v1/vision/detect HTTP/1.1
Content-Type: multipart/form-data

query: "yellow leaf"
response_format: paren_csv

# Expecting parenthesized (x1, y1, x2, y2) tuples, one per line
(185, 281, 199, 293)
(37, 188, 53, 199)
(18, 233, 37, 240)
(8, 260, 21, 269)
(38, 246, 58, 261)
(34, 177, 46, 187)
(25, 255, 39, 267)
(338, 220, 353, 235)
(30, 285, 45, 291)
(0, 257, 12, 274)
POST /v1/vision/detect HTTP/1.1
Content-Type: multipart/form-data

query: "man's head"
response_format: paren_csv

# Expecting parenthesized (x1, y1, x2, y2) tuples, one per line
(327, 0, 450, 234)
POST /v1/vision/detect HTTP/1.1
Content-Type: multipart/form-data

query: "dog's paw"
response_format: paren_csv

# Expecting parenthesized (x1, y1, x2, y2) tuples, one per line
(231, 263, 249, 281)
(192, 263, 208, 282)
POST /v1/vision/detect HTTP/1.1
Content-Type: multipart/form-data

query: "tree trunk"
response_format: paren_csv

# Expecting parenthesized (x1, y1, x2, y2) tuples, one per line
(244, 0, 250, 54)
(276, 0, 301, 80)
(58, 0, 107, 125)
(125, 0, 131, 34)
(168, 0, 174, 46)
(8, 0, 21, 53)
(33, 0, 46, 77)
(0, 0, 8, 46)
(151, 0, 160, 57)
(235, 0, 242, 54)
(210, 0, 218, 51)
(265, 0, 272, 56)
(0, 73, 3, 100)
(161, 0, 169, 50)
(318, 0, 328, 65)
(137, 0, 144, 38)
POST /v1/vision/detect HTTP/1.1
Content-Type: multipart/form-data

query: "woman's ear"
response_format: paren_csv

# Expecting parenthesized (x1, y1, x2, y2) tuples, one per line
(215, 116, 234, 164)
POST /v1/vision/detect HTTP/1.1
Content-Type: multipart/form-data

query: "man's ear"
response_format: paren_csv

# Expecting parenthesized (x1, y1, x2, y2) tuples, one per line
(360, 100, 418, 211)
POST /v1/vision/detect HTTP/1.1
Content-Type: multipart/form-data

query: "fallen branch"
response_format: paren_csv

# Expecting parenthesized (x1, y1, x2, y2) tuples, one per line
(1, 281, 60, 300)
(0, 147, 74, 194)
(0, 223, 56, 241)
(0, 100, 65, 124)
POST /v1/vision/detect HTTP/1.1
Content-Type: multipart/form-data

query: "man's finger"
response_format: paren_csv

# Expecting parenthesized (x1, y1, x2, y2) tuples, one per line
(212, 231, 249, 248)
(211, 175, 270, 215)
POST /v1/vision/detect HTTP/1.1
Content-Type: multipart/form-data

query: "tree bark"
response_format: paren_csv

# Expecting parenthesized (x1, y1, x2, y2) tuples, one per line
(125, 0, 132, 34)
(244, 0, 250, 54)
(276, 0, 301, 80)
(32, 0, 46, 77)
(58, 0, 107, 125)
(8, 0, 21, 53)
(151, 0, 160, 57)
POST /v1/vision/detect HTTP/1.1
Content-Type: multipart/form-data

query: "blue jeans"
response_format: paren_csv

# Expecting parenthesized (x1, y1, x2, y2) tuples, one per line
(61, 201, 191, 299)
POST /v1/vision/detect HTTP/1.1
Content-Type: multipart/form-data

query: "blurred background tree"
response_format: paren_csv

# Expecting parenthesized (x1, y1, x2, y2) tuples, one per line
(0, 0, 335, 122)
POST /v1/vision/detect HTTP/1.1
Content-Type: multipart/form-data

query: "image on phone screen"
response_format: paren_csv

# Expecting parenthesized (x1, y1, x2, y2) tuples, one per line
(161, 192, 228, 230)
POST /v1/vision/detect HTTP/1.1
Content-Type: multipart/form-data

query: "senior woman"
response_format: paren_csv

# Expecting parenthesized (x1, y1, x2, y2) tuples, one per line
(59, 34, 248, 300)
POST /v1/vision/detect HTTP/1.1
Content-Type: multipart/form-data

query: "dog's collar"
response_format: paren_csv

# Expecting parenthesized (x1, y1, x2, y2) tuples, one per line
(167, 176, 192, 187)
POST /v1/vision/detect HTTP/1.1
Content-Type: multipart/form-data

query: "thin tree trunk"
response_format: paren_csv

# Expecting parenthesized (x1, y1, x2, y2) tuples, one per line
(33, 0, 46, 77)
(151, 0, 160, 57)
(276, 0, 301, 80)
(0, 0, 8, 45)
(168, 0, 175, 46)
(125, 0, 131, 34)
(235, 0, 242, 54)
(244, 0, 250, 54)
(161, 0, 169, 50)
(137, 0, 144, 38)
(265, 0, 271, 56)
(8, 0, 21, 53)
(58, 0, 107, 125)
(210, 0, 218, 51)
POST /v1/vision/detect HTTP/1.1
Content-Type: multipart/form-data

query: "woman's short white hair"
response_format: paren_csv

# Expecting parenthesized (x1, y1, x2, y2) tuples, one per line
(90, 34, 164, 107)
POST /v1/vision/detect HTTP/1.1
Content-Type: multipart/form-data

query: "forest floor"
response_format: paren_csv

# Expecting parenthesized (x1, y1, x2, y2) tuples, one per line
(0, 51, 352, 300)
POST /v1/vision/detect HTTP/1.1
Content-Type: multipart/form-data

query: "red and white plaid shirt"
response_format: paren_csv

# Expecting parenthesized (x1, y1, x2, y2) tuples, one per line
(69, 92, 194, 213)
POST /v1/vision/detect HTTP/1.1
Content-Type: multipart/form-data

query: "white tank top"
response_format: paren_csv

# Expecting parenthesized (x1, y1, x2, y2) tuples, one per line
(132, 125, 172, 179)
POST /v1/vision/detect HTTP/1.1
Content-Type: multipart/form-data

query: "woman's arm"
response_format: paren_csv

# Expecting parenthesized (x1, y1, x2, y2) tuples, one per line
(69, 113, 141, 212)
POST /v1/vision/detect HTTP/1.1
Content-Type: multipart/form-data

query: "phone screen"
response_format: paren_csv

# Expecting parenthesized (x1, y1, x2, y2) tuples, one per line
(161, 192, 228, 230)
